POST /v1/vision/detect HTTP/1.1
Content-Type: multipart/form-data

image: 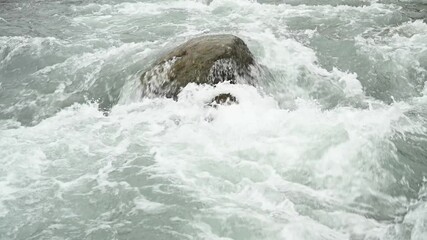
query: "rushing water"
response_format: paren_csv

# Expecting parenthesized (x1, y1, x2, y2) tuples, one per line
(1, 0, 427, 239)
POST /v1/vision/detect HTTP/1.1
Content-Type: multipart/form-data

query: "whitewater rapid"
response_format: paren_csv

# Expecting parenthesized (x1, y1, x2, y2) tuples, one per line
(1, 0, 427, 239)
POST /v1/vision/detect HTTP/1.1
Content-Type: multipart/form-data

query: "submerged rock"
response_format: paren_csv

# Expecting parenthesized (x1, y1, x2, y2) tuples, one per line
(209, 93, 238, 107)
(140, 34, 258, 99)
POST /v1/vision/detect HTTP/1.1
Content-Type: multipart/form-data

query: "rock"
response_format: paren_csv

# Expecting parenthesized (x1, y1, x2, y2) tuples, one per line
(209, 93, 238, 107)
(140, 34, 257, 99)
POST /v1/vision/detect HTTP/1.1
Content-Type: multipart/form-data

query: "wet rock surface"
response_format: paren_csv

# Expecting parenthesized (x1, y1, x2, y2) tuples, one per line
(140, 34, 257, 99)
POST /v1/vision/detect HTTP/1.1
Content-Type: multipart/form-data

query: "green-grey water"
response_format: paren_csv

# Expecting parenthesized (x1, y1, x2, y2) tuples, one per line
(1, 0, 427, 239)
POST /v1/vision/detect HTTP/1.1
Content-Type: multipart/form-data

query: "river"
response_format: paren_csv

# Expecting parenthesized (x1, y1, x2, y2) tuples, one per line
(0, 0, 427, 239)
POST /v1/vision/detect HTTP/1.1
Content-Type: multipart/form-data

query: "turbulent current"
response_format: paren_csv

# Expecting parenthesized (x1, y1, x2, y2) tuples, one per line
(1, 0, 427, 239)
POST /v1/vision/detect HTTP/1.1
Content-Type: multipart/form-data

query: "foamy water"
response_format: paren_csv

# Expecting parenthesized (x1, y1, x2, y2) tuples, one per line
(1, 0, 427, 239)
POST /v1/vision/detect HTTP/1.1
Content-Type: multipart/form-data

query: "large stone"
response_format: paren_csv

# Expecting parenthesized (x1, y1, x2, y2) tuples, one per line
(140, 34, 257, 99)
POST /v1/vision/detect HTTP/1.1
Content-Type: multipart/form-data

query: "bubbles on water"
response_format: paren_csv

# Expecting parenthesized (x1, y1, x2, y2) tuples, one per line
(356, 20, 427, 103)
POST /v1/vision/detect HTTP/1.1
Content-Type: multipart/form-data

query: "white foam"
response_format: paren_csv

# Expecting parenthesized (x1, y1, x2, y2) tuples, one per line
(133, 195, 168, 214)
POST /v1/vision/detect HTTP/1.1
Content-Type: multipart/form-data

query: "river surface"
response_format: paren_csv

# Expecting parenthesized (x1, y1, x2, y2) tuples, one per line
(1, 0, 427, 239)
